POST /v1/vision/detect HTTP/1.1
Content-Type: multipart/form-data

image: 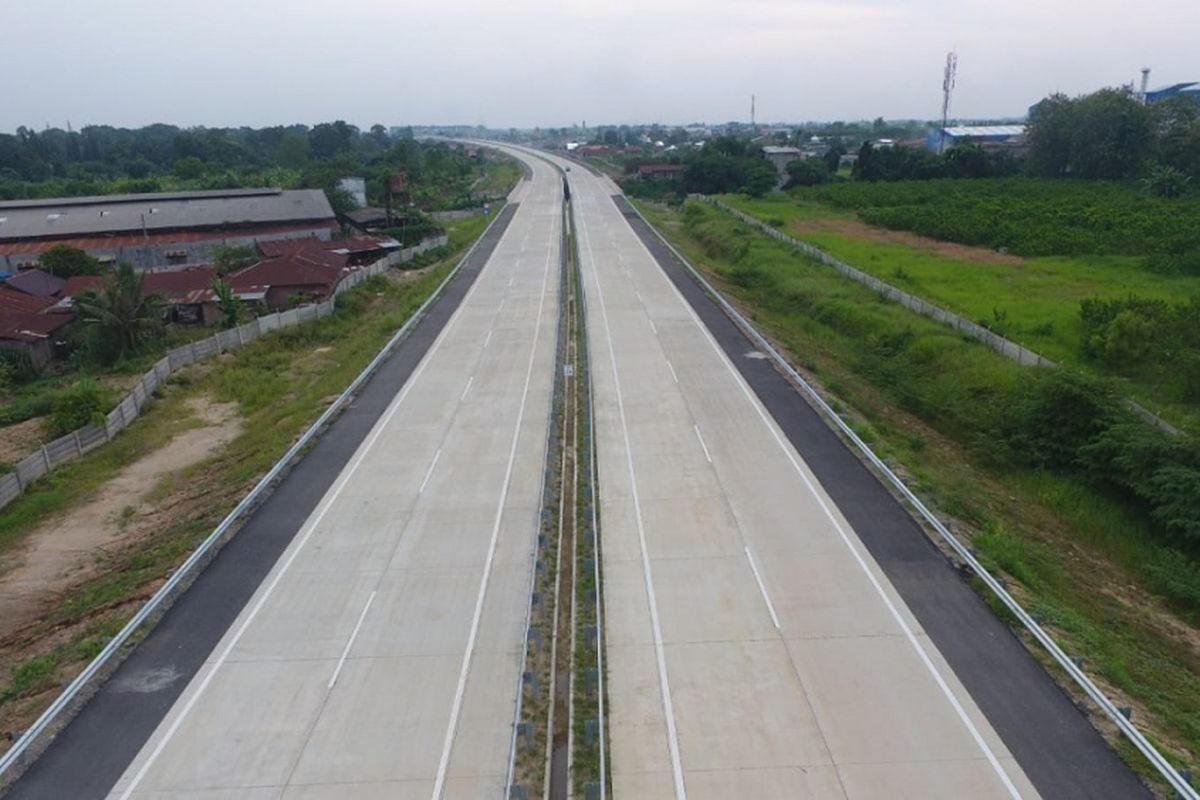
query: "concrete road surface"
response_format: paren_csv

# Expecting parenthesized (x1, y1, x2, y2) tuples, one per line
(103, 151, 562, 800)
(539, 153, 1041, 800)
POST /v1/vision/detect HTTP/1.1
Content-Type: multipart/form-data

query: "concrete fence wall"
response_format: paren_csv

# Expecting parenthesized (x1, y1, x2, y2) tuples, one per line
(0, 235, 448, 513)
(700, 196, 1180, 436)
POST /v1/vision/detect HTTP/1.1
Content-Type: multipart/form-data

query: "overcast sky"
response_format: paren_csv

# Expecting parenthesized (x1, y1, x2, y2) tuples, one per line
(4, 0, 1196, 132)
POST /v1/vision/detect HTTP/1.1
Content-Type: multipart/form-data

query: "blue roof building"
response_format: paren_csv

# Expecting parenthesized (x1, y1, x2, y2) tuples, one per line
(1145, 82, 1200, 104)
(924, 125, 1026, 153)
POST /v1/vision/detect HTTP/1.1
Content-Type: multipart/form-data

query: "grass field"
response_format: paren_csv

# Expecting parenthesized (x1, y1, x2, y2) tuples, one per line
(720, 193, 1200, 432)
(636, 199, 1200, 790)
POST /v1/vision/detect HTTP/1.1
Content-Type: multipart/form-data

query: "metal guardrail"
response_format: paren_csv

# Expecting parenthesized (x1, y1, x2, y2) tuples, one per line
(0, 204, 511, 784)
(624, 199, 1198, 800)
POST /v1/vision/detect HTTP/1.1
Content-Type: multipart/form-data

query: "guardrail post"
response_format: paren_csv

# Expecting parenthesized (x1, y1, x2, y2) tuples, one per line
(41, 445, 51, 472)
(72, 430, 83, 458)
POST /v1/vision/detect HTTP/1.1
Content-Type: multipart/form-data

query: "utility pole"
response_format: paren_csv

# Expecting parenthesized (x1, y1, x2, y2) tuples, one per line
(751, 94, 756, 133)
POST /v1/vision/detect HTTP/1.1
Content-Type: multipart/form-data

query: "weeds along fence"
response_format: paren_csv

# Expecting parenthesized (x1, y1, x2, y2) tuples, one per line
(0, 235, 451, 513)
(700, 196, 1180, 437)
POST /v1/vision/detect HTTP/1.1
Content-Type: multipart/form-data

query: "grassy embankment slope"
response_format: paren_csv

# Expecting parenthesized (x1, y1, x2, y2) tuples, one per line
(0, 210, 497, 749)
(635, 198, 1199, 792)
(720, 181, 1200, 433)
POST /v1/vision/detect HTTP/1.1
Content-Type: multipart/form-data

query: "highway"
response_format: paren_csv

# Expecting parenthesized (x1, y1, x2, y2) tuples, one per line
(535, 152, 1041, 799)
(101, 151, 561, 799)
(7, 143, 1153, 800)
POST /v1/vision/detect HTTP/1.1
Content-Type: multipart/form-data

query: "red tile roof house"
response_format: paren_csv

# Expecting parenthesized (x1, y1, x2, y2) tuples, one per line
(230, 237, 399, 311)
(0, 287, 72, 369)
(230, 250, 350, 311)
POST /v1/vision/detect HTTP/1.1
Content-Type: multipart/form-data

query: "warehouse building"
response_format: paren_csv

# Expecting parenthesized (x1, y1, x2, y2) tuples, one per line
(925, 124, 1027, 154)
(1145, 82, 1200, 104)
(0, 188, 337, 272)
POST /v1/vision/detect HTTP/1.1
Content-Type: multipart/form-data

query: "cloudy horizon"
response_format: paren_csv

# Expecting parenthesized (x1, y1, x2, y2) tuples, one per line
(4, 0, 1196, 133)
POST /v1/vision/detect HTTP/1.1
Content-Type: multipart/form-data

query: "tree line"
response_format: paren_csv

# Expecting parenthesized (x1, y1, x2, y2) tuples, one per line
(0, 122, 486, 212)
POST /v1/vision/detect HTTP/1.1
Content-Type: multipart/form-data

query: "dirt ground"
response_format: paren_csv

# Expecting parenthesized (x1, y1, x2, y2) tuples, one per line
(0, 397, 243, 643)
(0, 417, 50, 467)
(792, 216, 1027, 266)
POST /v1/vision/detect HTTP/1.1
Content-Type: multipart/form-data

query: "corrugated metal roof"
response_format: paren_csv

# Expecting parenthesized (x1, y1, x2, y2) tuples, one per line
(943, 125, 1026, 138)
(762, 146, 802, 155)
(0, 189, 335, 242)
(5, 269, 65, 297)
(0, 287, 55, 315)
(0, 222, 338, 257)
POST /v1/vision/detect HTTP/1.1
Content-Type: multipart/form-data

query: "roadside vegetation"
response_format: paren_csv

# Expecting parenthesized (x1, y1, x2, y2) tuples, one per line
(635, 198, 1200, 789)
(0, 209, 502, 754)
(718, 188, 1200, 432)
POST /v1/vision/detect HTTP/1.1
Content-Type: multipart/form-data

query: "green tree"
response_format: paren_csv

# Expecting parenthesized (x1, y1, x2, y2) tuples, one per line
(1070, 88, 1153, 179)
(210, 278, 243, 328)
(785, 159, 830, 187)
(1026, 93, 1075, 177)
(212, 244, 257, 276)
(275, 131, 311, 169)
(39, 244, 103, 277)
(73, 263, 164, 364)
(1154, 95, 1200, 178)
(823, 142, 846, 174)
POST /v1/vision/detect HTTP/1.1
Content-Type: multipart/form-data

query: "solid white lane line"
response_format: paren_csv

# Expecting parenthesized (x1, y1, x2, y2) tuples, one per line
(430, 196, 559, 800)
(649, 319, 659, 336)
(328, 591, 377, 689)
(666, 359, 679, 384)
(484, 329, 493, 349)
(579, 203, 688, 800)
(627, 202, 1024, 800)
(635, 290, 644, 304)
(115, 171, 535, 800)
(508, 276, 515, 287)
(498, 298, 506, 313)
(693, 424, 712, 464)
(419, 449, 443, 494)
(461, 376, 475, 401)
(744, 547, 780, 630)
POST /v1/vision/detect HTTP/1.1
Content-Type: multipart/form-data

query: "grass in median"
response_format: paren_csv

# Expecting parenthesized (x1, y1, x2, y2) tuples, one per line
(635, 198, 1200, 788)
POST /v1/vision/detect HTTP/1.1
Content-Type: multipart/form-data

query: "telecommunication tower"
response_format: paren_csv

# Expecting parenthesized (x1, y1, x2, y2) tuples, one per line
(939, 51, 958, 154)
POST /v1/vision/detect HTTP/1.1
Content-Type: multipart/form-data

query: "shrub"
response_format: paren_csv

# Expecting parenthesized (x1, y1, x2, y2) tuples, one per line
(48, 378, 110, 436)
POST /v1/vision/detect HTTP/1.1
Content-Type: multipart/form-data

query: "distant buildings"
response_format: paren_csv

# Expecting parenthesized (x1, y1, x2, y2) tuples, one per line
(761, 146, 804, 186)
(0, 188, 338, 273)
(337, 178, 368, 208)
(634, 164, 684, 180)
(924, 125, 1027, 155)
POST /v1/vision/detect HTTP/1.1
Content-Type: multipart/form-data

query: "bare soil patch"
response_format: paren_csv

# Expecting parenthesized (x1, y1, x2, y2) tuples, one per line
(0, 397, 243, 642)
(0, 417, 50, 466)
(792, 216, 1026, 266)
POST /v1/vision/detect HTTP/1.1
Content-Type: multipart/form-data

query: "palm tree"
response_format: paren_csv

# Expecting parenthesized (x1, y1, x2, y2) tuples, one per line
(210, 278, 243, 329)
(73, 262, 164, 363)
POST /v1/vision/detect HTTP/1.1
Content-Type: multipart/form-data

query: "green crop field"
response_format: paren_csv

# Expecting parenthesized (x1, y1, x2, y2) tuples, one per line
(792, 178, 1200, 258)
